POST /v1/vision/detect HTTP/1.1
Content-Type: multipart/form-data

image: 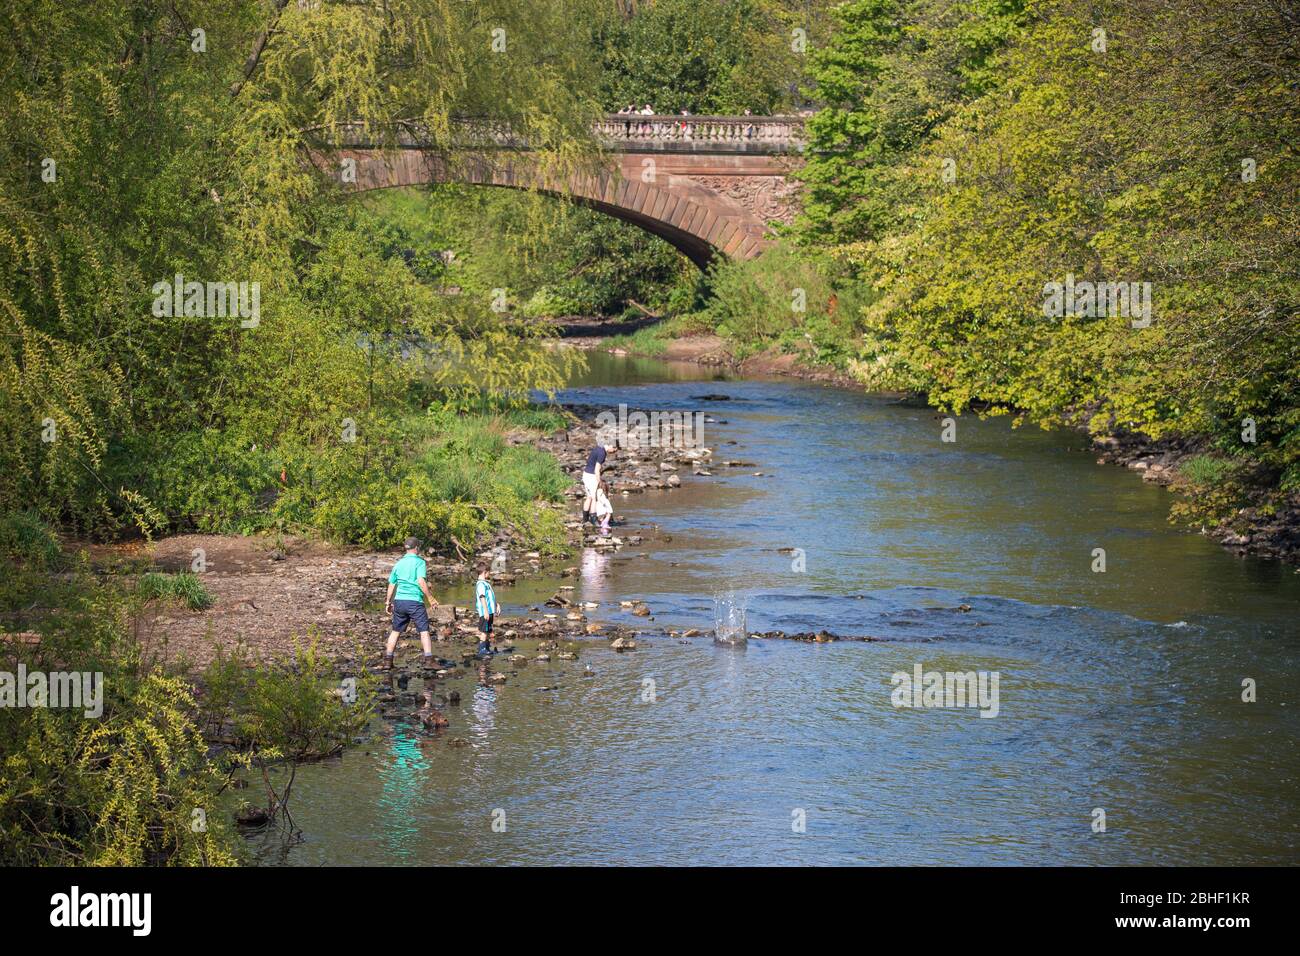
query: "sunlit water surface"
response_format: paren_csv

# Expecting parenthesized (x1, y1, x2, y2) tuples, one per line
(253, 350, 1299, 865)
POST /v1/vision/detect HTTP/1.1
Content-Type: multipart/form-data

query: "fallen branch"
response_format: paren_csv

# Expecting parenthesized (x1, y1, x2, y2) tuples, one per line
(626, 298, 662, 319)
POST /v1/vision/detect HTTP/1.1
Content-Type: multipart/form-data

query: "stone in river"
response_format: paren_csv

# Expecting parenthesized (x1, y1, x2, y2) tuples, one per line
(236, 806, 271, 828)
(420, 710, 449, 730)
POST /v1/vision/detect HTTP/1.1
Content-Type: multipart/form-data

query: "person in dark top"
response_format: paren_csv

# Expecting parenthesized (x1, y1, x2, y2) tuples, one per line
(581, 443, 609, 525)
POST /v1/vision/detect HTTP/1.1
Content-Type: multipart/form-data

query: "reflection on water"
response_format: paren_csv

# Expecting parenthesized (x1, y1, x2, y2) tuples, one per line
(379, 728, 430, 865)
(254, 348, 1300, 866)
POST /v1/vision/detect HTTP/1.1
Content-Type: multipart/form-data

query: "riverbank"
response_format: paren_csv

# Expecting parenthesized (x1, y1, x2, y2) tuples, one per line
(91, 399, 753, 671)
(571, 322, 1300, 567)
(564, 318, 866, 390)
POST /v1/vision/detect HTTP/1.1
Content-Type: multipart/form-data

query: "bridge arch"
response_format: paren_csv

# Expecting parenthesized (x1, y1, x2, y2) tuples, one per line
(330, 115, 804, 269)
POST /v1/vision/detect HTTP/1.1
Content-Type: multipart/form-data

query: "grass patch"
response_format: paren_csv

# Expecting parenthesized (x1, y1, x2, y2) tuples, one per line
(498, 404, 569, 433)
(1178, 455, 1239, 487)
(137, 572, 215, 610)
(605, 323, 672, 356)
(99, 399, 576, 557)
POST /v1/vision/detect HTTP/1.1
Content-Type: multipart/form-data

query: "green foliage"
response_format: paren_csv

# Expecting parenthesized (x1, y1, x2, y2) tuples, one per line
(1, 0, 605, 539)
(0, 513, 383, 863)
(595, 0, 835, 114)
(197, 638, 376, 834)
(496, 404, 570, 434)
(209, 640, 375, 762)
(0, 510, 64, 570)
(688, 244, 869, 364)
(310, 409, 570, 554)
(797, 0, 1028, 247)
(1179, 456, 1240, 489)
(137, 572, 215, 611)
(529, 210, 695, 317)
(784, 0, 1299, 527)
(605, 324, 673, 356)
(0, 548, 239, 865)
(370, 187, 695, 321)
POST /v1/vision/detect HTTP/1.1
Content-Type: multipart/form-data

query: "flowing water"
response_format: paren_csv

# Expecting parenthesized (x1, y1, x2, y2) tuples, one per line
(253, 350, 1299, 866)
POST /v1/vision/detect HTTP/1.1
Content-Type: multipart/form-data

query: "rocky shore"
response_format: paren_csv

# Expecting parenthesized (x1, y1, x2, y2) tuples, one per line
(1091, 431, 1300, 565)
(123, 400, 755, 670)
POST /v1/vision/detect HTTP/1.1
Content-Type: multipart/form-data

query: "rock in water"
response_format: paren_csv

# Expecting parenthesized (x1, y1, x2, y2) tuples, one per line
(420, 710, 449, 730)
(236, 806, 271, 828)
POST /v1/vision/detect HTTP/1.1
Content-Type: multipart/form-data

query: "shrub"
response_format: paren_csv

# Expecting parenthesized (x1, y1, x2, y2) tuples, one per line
(200, 638, 377, 835)
(0, 510, 63, 570)
(0, 564, 239, 866)
(688, 244, 867, 364)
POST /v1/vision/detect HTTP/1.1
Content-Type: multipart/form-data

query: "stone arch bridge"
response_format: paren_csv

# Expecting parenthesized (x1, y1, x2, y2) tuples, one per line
(329, 115, 805, 269)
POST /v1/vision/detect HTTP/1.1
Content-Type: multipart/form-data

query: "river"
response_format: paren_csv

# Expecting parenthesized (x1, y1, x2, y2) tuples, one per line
(251, 350, 1300, 865)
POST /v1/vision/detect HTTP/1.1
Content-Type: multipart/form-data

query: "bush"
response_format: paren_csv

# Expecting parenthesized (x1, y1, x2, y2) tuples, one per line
(109, 430, 279, 536)
(198, 639, 376, 836)
(688, 244, 867, 364)
(0, 564, 240, 865)
(313, 472, 489, 552)
(0, 510, 63, 570)
(92, 402, 576, 556)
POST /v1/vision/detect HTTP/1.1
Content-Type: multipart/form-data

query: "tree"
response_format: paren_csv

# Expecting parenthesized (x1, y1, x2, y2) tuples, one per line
(0, 0, 605, 536)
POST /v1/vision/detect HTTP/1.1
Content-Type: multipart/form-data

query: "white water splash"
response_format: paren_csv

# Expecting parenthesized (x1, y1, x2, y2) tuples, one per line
(713, 591, 748, 645)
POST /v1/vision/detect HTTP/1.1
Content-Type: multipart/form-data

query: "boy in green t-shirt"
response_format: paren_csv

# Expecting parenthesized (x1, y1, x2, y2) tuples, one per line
(383, 536, 439, 670)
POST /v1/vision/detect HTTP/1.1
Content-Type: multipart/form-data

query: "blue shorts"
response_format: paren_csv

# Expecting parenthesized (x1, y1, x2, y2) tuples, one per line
(391, 599, 430, 634)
